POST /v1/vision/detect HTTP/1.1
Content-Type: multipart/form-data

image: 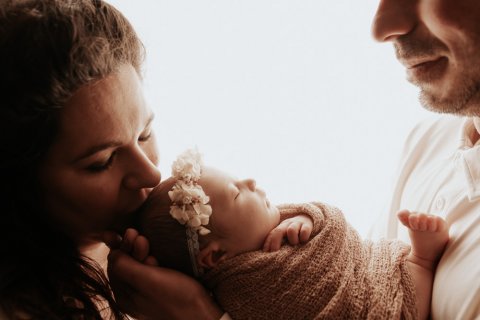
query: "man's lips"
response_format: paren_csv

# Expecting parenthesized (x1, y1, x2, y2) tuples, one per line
(400, 56, 444, 69)
(399, 56, 448, 83)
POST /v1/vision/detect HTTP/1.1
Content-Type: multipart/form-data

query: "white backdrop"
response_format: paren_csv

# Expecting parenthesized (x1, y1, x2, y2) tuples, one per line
(108, 0, 432, 236)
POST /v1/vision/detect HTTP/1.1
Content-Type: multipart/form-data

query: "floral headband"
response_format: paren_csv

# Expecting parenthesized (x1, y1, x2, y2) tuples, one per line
(168, 148, 212, 276)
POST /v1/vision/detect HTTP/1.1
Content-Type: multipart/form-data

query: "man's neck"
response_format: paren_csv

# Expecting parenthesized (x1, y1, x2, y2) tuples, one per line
(472, 117, 480, 145)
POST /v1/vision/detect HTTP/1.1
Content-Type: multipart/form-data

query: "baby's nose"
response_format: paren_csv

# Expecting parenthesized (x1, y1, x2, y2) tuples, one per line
(244, 178, 256, 191)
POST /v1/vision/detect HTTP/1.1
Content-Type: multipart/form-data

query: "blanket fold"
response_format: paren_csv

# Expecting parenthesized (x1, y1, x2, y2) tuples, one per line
(202, 202, 417, 320)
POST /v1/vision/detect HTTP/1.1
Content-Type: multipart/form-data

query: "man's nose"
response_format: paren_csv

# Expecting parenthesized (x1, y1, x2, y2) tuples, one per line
(371, 0, 417, 42)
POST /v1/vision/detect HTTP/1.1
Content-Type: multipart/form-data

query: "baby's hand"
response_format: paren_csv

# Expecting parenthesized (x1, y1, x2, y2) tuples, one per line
(263, 214, 313, 252)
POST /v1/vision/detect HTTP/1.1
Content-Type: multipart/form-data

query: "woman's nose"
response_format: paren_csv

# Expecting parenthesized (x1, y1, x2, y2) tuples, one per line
(371, 0, 417, 42)
(122, 148, 161, 190)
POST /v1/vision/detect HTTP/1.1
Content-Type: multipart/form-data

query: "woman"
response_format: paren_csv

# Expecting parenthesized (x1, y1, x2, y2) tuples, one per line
(0, 0, 222, 318)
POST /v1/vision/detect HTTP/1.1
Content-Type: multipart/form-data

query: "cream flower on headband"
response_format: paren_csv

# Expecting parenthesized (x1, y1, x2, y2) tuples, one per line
(168, 149, 212, 236)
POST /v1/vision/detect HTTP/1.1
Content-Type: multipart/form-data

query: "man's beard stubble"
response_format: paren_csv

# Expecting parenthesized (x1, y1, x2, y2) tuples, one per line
(395, 36, 480, 117)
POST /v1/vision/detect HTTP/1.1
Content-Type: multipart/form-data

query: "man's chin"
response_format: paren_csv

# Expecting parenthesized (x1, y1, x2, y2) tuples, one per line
(418, 87, 480, 116)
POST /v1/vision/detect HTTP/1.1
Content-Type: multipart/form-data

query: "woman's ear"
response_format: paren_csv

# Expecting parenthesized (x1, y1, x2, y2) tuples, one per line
(197, 241, 228, 269)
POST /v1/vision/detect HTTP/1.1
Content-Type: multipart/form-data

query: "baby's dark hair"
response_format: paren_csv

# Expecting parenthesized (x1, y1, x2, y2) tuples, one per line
(138, 178, 197, 278)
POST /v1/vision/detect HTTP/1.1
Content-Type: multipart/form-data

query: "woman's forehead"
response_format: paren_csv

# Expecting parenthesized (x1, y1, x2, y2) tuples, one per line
(51, 65, 150, 160)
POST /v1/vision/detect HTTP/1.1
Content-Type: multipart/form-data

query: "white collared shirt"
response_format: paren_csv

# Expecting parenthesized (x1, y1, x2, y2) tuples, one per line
(372, 115, 480, 319)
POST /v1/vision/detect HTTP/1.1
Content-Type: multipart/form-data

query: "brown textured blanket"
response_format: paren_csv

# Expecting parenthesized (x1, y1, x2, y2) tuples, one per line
(202, 202, 418, 320)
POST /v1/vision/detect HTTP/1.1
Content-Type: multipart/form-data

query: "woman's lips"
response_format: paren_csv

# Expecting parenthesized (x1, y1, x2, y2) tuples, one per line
(111, 188, 153, 232)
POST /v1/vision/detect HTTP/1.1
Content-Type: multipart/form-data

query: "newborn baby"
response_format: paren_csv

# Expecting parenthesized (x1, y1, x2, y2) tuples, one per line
(139, 149, 448, 320)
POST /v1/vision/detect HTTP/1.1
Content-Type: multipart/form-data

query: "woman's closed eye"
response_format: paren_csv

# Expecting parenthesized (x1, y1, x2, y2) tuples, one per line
(138, 130, 152, 142)
(86, 151, 117, 173)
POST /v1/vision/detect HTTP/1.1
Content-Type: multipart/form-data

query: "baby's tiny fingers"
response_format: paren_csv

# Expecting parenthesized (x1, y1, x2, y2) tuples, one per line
(265, 227, 286, 251)
(263, 234, 272, 251)
(299, 223, 312, 243)
(286, 222, 300, 245)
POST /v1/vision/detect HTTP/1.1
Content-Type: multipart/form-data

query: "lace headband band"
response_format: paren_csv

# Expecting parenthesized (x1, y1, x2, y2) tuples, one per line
(168, 149, 212, 277)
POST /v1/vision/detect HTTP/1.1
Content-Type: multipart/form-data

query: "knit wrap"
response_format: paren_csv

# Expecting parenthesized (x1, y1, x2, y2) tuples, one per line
(202, 202, 418, 320)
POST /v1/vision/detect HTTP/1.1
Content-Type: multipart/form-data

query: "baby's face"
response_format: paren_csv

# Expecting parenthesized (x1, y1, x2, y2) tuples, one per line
(199, 166, 280, 255)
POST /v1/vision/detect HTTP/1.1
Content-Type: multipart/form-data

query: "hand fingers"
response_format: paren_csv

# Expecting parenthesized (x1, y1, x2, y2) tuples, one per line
(108, 249, 159, 297)
(286, 222, 300, 245)
(144, 255, 159, 266)
(132, 235, 150, 262)
(263, 230, 276, 252)
(110, 272, 149, 320)
(299, 223, 312, 243)
(107, 251, 139, 316)
(264, 217, 314, 251)
(108, 250, 197, 298)
(264, 224, 287, 252)
(102, 231, 123, 250)
(120, 228, 139, 253)
(108, 249, 218, 319)
(107, 250, 165, 317)
(118, 228, 153, 263)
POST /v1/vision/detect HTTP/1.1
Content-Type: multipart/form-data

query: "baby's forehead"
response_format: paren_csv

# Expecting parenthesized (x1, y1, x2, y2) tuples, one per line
(201, 166, 235, 181)
(200, 166, 237, 193)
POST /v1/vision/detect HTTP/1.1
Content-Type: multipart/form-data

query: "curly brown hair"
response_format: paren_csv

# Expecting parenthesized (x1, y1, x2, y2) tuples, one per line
(0, 0, 144, 318)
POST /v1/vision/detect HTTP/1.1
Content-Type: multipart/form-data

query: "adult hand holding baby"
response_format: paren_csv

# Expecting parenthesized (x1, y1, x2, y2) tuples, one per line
(104, 229, 223, 320)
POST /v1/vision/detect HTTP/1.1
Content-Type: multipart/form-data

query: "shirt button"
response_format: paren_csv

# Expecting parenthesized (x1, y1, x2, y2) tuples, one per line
(435, 197, 445, 210)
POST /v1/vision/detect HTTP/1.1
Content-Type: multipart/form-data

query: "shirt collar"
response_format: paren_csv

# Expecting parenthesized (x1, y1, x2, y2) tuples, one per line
(459, 117, 480, 201)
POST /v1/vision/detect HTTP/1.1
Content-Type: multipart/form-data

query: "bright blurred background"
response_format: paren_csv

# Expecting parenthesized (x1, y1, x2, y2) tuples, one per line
(108, 0, 431, 236)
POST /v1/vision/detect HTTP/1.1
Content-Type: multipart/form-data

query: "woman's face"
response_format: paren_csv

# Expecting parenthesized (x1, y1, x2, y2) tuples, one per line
(38, 64, 161, 245)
